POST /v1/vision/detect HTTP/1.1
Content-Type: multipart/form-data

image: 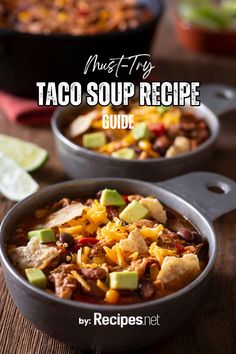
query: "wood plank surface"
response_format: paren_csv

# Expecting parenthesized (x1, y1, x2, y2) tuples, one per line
(0, 1, 236, 353)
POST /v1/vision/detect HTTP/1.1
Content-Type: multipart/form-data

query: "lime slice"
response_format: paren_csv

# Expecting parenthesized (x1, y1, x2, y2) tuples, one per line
(0, 134, 48, 172)
(0, 152, 39, 201)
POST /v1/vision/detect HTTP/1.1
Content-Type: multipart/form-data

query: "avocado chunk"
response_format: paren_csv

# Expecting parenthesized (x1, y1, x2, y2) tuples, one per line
(25, 268, 47, 289)
(157, 106, 171, 114)
(82, 132, 106, 149)
(119, 200, 149, 224)
(132, 122, 151, 141)
(100, 189, 125, 207)
(28, 228, 55, 243)
(109, 271, 138, 290)
(111, 148, 136, 160)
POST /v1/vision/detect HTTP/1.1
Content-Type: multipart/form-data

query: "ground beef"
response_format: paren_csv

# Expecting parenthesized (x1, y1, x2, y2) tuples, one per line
(130, 257, 159, 277)
(106, 206, 120, 220)
(134, 219, 155, 228)
(80, 267, 106, 280)
(49, 263, 77, 299)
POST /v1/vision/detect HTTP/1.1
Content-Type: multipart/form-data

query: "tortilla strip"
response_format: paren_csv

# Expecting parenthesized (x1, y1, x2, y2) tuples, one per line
(45, 203, 84, 228)
(157, 253, 201, 291)
(67, 110, 99, 138)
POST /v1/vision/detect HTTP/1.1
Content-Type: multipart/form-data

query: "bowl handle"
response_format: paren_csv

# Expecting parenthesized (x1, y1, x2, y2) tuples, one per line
(200, 84, 236, 116)
(158, 172, 236, 222)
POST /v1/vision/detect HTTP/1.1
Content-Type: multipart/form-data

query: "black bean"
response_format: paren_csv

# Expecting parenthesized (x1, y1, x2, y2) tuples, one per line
(177, 228, 194, 242)
(61, 252, 73, 264)
(59, 233, 74, 247)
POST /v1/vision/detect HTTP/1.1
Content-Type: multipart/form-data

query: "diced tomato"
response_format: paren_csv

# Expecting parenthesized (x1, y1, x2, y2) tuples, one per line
(175, 242, 186, 253)
(149, 123, 166, 136)
(77, 9, 88, 16)
(122, 195, 129, 202)
(74, 237, 98, 250)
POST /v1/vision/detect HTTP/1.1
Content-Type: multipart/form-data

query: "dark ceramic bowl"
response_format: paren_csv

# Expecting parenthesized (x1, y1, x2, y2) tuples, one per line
(51, 84, 236, 181)
(1, 172, 236, 351)
(176, 17, 236, 55)
(0, 0, 164, 98)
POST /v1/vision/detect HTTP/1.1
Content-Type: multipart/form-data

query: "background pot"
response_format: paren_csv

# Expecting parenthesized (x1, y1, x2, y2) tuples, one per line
(0, 172, 236, 351)
(0, 0, 164, 98)
(51, 84, 236, 181)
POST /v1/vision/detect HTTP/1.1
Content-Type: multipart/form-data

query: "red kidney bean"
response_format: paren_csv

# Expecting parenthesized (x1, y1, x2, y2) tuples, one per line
(154, 135, 172, 154)
(177, 228, 194, 242)
(167, 124, 180, 139)
(198, 129, 209, 142)
(139, 280, 155, 300)
(180, 120, 196, 131)
(198, 120, 207, 129)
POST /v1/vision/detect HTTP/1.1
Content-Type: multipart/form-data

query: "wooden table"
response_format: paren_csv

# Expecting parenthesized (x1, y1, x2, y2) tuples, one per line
(0, 1, 236, 353)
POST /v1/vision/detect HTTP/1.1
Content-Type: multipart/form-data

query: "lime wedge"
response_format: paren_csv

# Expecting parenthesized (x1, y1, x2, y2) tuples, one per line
(0, 152, 39, 201)
(0, 134, 48, 172)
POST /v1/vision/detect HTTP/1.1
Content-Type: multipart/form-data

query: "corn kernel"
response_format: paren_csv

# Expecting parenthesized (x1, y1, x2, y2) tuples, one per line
(58, 12, 68, 22)
(18, 11, 30, 23)
(148, 149, 161, 158)
(83, 246, 91, 256)
(105, 289, 120, 304)
(91, 120, 103, 129)
(99, 10, 110, 21)
(138, 140, 152, 152)
(93, 256, 106, 265)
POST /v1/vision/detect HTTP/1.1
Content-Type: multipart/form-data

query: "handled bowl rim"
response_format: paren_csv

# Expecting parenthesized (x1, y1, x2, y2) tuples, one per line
(51, 101, 220, 165)
(0, 177, 217, 312)
(0, 0, 164, 41)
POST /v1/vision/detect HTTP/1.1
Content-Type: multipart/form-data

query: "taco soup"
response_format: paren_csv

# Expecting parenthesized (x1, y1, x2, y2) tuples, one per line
(0, 0, 153, 35)
(8, 189, 208, 305)
(66, 104, 210, 160)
